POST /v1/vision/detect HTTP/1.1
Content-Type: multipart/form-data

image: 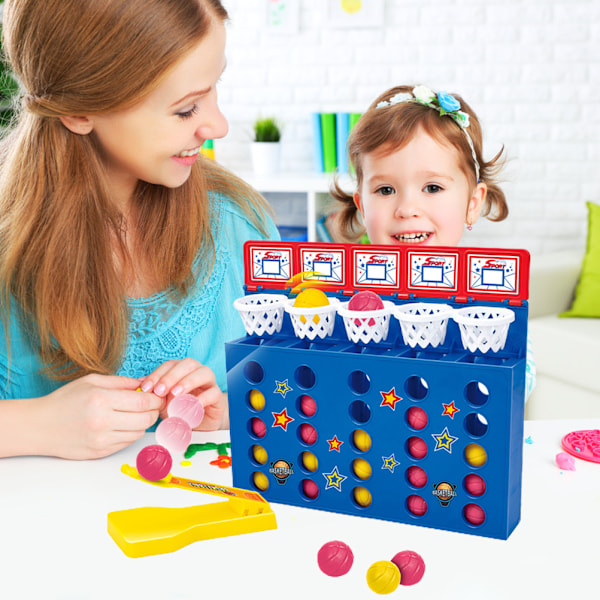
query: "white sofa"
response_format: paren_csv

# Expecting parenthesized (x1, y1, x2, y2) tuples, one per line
(525, 249, 600, 419)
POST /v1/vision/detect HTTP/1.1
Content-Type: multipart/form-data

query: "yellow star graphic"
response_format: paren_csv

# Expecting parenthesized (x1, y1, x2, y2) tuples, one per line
(272, 408, 294, 431)
(380, 387, 402, 410)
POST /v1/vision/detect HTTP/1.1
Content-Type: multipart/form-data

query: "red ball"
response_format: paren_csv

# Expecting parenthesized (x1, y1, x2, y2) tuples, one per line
(251, 417, 266, 438)
(391, 550, 426, 586)
(407, 436, 428, 459)
(464, 474, 486, 496)
(464, 503, 485, 525)
(406, 466, 427, 488)
(302, 479, 319, 499)
(299, 394, 317, 417)
(406, 494, 427, 516)
(406, 406, 428, 430)
(317, 540, 354, 577)
(136, 444, 172, 481)
(299, 423, 317, 445)
(348, 291, 384, 326)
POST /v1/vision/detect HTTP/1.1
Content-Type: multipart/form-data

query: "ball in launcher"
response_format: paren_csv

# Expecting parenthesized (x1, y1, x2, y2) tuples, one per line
(299, 423, 317, 445)
(353, 429, 372, 452)
(391, 550, 425, 586)
(294, 289, 329, 324)
(299, 394, 317, 417)
(353, 486, 372, 507)
(464, 503, 485, 525)
(317, 540, 354, 577)
(136, 444, 172, 482)
(366, 560, 401, 595)
(248, 389, 265, 411)
(302, 478, 319, 499)
(406, 406, 428, 430)
(352, 458, 372, 480)
(155, 417, 192, 453)
(407, 436, 428, 459)
(167, 393, 204, 428)
(464, 443, 487, 467)
(406, 466, 427, 488)
(464, 473, 486, 496)
(253, 471, 269, 491)
(406, 494, 427, 516)
(348, 290, 384, 326)
(251, 417, 267, 438)
(252, 444, 268, 465)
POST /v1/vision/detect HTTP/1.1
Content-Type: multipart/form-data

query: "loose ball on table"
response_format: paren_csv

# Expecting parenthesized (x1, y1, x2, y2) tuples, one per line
(317, 540, 354, 577)
(136, 444, 172, 481)
(167, 393, 204, 428)
(348, 290, 384, 326)
(155, 416, 192, 453)
(391, 550, 425, 586)
(294, 289, 330, 324)
(366, 560, 401, 595)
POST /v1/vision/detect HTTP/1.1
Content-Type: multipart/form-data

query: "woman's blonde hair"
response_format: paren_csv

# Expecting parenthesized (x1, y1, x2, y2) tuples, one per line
(0, 0, 272, 380)
(331, 84, 507, 237)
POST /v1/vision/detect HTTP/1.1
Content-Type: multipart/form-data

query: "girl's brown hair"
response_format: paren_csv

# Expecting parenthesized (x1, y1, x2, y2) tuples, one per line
(331, 84, 507, 237)
(0, 0, 272, 380)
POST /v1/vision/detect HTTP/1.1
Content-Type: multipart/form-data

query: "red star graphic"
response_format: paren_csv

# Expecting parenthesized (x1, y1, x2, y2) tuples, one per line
(442, 401, 460, 419)
(327, 435, 343, 452)
(380, 387, 402, 410)
(272, 408, 294, 431)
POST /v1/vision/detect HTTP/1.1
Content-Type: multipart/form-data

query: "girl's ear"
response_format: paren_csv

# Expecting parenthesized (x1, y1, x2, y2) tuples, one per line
(466, 182, 487, 225)
(59, 115, 94, 135)
(353, 191, 365, 218)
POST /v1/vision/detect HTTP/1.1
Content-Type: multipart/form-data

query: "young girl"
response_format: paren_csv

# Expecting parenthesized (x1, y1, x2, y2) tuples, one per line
(0, 0, 278, 459)
(331, 84, 535, 398)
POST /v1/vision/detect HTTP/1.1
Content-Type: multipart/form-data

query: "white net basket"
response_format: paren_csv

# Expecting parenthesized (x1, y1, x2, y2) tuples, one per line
(452, 306, 515, 353)
(337, 300, 395, 344)
(284, 297, 339, 340)
(233, 294, 287, 336)
(393, 302, 454, 349)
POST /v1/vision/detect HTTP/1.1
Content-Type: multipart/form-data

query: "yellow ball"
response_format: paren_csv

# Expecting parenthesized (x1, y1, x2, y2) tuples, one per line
(302, 451, 318, 472)
(366, 560, 401, 595)
(248, 389, 265, 411)
(252, 444, 268, 465)
(465, 443, 487, 467)
(294, 289, 329, 324)
(253, 471, 269, 491)
(352, 458, 372, 480)
(353, 486, 372, 507)
(353, 429, 372, 452)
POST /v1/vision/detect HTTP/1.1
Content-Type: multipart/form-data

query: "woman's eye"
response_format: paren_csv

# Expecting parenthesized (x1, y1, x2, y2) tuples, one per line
(176, 104, 199, 120)
(424, 184, 443, 194)
(376, 185, 395, 196)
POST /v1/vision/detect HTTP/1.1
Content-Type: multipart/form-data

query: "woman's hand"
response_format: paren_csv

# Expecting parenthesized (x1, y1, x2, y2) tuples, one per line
(138, 358, 227, 430)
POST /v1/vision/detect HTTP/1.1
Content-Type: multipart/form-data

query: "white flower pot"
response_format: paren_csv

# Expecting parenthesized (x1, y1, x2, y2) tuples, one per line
(251, 142, 281, 175)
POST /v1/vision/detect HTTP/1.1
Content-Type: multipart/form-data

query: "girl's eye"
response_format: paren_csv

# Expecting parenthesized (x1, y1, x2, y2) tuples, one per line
(424, 184, 443, 194)
(176, 104, 199, 120)
(376, 185, 395, 196)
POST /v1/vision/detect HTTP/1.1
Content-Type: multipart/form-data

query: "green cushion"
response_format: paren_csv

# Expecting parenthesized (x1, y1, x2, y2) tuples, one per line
(560, 201, 600, 318)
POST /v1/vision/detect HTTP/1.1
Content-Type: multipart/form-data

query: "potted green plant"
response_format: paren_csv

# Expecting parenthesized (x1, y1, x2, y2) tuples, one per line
(251, 117, 282, 175)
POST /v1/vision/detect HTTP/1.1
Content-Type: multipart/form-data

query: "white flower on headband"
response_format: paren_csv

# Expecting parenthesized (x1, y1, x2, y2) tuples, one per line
(389, 92, 413, 105)
(412, 85, 436, 103)
(454, 110, 470, 128)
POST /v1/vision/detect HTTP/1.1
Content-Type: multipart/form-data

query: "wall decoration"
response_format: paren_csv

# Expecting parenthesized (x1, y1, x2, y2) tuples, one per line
(324, 0, 385, 28)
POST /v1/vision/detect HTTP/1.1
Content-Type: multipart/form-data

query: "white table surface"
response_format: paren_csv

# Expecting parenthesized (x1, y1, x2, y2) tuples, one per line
(1, 419, 598, 600)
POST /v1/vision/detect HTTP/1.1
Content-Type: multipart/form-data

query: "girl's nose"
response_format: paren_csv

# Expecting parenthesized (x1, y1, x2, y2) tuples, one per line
(393, 192, 420, 218)
(197, 102, 229, 141)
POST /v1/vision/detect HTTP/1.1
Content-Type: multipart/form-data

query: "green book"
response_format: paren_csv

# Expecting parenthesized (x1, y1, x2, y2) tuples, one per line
(320, 113, 337, 173)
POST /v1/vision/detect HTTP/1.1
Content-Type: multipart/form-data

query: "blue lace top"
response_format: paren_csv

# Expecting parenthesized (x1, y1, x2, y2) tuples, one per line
(0, 193, 279, 399)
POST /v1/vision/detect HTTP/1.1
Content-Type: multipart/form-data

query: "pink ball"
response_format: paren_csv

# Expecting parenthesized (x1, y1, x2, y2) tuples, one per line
(302, 479, 319, 499)
(406, 466, 427, 488)
(464, 503, 485, 526)
(348, 291, 384, 326)
(155, 416, 192, 453)
(167, 393, 204, 428)
(317, 540, 354, 577)
(251, 417, 266, 438)
(406, 494, 427, 516)
(391, 550, 426, 586)
(406, 406, 428, 430)
(299, 423, 317, 445)
(136, 444, 172, 481)
(407, 436, 428, 459)
(464, 474, 486, 496)
(299, 394, 317, 417)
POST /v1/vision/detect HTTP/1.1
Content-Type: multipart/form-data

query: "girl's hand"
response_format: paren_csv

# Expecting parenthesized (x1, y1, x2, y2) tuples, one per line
(138, 358, 226, 430)
(33, 374, 162, 460)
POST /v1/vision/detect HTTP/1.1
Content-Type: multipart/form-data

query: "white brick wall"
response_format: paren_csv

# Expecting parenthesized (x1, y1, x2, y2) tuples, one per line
(216, 0, 599, 255)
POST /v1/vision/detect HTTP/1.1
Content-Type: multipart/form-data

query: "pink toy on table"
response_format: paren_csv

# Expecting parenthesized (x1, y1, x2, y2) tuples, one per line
(561, 429, 600, 464)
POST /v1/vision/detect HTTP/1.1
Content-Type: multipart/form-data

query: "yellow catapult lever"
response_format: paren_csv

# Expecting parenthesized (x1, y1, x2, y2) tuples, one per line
(107, 465, 277, 558)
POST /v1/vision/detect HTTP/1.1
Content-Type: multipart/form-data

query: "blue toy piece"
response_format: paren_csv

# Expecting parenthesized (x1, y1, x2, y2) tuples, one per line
(226, 242, 529, 540)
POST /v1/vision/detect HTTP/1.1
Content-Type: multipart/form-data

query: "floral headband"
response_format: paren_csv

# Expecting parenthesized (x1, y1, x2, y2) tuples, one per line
(376, 85, 480, 182)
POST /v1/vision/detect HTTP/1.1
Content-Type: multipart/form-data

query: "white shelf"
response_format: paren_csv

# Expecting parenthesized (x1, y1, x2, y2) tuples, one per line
(238, 171, 354, 242)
